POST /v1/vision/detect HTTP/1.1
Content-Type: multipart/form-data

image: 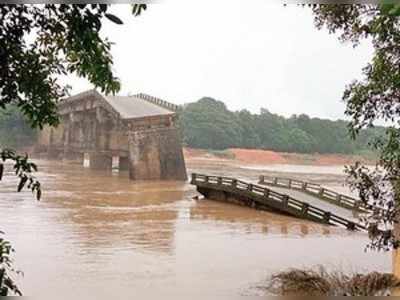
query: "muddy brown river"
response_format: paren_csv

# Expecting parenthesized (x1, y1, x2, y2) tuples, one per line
(0, 159, 391, 297)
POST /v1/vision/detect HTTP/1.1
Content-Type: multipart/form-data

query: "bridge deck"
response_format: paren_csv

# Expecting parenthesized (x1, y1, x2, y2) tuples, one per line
(265, 185, 359, 221)
(258, 175, 367, 212)
(191, 173, 365, 231)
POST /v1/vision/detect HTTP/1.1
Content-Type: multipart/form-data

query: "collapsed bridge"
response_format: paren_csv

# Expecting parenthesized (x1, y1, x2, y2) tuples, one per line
(36, 90, 187, 181)
(191, 173, 365, 231)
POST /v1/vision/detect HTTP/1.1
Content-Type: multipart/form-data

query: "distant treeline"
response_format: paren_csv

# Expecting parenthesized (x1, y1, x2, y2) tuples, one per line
(0, 97, 385, 155)
(0, 105, 36, 148)
(179, 97, 384, 154)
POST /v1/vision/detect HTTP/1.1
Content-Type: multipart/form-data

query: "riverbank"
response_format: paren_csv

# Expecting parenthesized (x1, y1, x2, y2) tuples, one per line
(184, 147, 373, 190)
(183, 147, 376, 166)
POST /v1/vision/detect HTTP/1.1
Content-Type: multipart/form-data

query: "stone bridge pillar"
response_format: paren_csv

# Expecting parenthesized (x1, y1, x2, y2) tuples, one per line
(128, 127, 187, 181)
(112, 156, 120, 173)
(83, 153, 90, 168)
(119, 157, 129, 171)
(83, 152, 112, 170)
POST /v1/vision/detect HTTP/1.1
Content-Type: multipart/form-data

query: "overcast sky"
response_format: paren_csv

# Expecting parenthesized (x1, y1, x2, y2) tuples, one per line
(65, 1, 373, 120)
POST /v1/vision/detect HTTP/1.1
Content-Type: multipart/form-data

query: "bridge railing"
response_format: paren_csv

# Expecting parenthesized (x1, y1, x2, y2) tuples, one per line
(135, 93, 181, 112)
(191, 173, 363, 231)
(258, 175, 366, 212)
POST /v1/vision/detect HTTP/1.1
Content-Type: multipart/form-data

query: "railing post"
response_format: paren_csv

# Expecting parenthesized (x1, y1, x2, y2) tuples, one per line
(319, 187, 324, 196)
(288, 179, 292, 188)
(191, 173, 197, 183)
(302, 182, 307, 190)
(231, 179, 237, 188)
(336, 194, 342, 203)
(264, 189, 270, 198)
(273, 178, 278, 185)
(217, 177, 222, 185)
(354, 200, 361, 210)
(282, 195, 289, 208)
(323, 212, 331, 223)
(247, 184, 253, 192)
(301, 203, 309, 215)
(259, 175, 265, 184)
(205, 176, 209, 183)
(347, 222, 356, 231)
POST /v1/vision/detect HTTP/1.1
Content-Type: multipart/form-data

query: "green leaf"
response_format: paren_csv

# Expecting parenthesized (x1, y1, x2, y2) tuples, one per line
(132, 4, 147, 17)
(36, 189, 41, 201)
(380, 3, 395, 15)
(100, 4, 107, 12)
(105, 13, 123, 25)
(17, 177, 27, 192)
(389, 4, 400, 16)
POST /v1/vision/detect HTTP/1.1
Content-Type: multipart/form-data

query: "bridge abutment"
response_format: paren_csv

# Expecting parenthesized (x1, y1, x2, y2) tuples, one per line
(128, 128, 187, 181)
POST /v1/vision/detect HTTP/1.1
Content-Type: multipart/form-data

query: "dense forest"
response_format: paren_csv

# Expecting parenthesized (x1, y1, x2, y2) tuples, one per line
(0, 97, 384, 155)
(179, 97, 385, 155)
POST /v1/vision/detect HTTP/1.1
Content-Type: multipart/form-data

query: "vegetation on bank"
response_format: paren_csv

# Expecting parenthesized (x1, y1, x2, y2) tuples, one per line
(265, 267, 400, 296)
(179, 97, 385, 155)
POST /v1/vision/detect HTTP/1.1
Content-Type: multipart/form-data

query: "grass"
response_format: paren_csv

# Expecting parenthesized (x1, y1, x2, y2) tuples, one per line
(263, 266, 400, 296)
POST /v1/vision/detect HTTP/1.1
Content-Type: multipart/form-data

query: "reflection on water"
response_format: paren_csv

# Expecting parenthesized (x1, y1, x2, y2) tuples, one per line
(189, 199, 337, 237)
(0, 160, 391, 297)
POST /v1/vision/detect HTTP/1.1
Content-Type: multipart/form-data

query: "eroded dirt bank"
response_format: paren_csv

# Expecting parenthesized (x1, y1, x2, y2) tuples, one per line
(184, 147, 375, 168)
(184, 147, 368, 189)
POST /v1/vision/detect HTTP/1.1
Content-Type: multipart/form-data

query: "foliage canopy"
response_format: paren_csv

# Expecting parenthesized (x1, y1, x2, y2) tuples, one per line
(180, 97, 384, 155)
(311, 4, 400, 250)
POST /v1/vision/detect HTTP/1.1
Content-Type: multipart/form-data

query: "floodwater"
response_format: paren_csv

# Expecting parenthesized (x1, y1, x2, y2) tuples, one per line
(0, 159, 392, 298)
(241, 164, 349, 175)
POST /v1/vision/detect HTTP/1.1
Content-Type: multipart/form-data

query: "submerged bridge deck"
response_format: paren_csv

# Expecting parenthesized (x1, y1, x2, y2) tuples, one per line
(262, 185, 358, 221)
(191, 173, 365, 231)
(258, 176, 368, 213)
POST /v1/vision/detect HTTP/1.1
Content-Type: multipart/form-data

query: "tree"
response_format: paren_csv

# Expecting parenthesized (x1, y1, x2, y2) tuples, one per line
(236, 110, 261, 149)
(287, 128, 316, 153)
(310, 4, 400, 250)
(179, 97, 380, 154)
(0, 4, 146, 295)
(180, 97, 243, 149)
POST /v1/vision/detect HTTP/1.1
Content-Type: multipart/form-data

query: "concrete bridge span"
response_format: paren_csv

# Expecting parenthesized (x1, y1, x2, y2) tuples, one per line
(191, 173, 365, 231)
(36, 90, 187, 181)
